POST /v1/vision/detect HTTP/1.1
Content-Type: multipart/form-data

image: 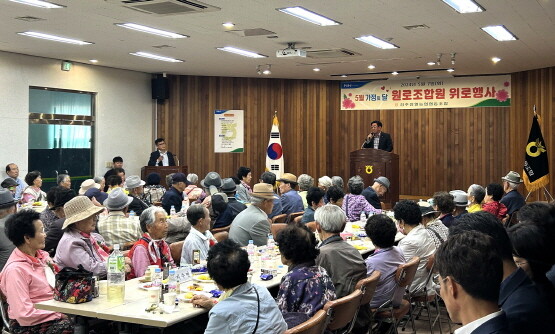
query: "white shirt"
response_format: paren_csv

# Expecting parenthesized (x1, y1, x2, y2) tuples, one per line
(181, 227, 215, 265)
(159, 150, 169, 166)
(398, 224, 436, 293)
(454, 310, 504, 334)
(373, 132, 381, 149)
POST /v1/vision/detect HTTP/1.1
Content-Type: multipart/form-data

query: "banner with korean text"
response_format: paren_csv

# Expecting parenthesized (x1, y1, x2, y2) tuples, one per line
(214, 109, 244, 153)
(340, 75, 511, 110)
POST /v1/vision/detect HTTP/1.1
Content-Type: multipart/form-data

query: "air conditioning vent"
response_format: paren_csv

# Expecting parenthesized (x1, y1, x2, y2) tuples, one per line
(109, 0, 220, 15)
(403, 24, 430, 30)
(226, 28, 277, 37)
(306, 49, 361, 59)
(15, 16, 46, 22)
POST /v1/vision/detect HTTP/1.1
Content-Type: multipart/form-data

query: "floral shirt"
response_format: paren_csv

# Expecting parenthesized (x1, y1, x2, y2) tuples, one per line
(341, 193, 381, 222)
(276, 264, 336, 326)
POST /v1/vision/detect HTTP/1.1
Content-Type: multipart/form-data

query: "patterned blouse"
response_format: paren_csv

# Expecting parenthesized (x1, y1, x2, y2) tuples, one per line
(341, 194, 381, 222)
(277, 264, 336, 327)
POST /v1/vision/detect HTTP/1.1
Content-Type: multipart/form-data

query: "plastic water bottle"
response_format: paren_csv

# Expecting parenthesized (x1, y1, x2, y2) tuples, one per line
(247, 240, 255, 256)
(167, 269, 178, 293)
(129, 210, 136, 218)
(360, 211, 367, 224)
(107, 244, 125, 304)
(170, 205, 176, 216)
(152, 268, 162, 287)
(266, 234, 276, 253)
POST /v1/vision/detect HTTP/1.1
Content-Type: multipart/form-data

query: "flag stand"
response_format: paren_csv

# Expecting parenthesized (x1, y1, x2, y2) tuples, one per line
(525, 187, 554, 202)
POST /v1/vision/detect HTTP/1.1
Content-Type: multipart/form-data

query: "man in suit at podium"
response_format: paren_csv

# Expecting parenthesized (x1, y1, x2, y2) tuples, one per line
(148, 138, 176, 166)
(361, 120, 393, 152)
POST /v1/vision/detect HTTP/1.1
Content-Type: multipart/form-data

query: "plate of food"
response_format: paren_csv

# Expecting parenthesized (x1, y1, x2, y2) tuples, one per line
(193, 274, 214, 283)
(177, 291, 211, 302)
(138, 282, 159, 290)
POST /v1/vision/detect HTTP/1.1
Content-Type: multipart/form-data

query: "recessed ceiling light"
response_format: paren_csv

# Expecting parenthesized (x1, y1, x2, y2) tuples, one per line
(442, 0, 484, 14)
(89, 59, 98, 63)
(130, 52, 183, 63)
(368, 65, 376, 69)
(341, 75, 348, 78)
(355, 35, 398, 49)
(116, 23, 188, 39)
(222, 22, 235, 28)
(447, 68, 455, 72)
(313, 68, 321, 72)
(481, 25, 517, 41)
(18, 31, 92, 45)
(277, 7, 341, 26)
(392, 71, 399, 75)
(427, 61, 436, 66)
(9, 0, 64, 9)
(217, 46, 267, 58)
(491, 57, 501, 63)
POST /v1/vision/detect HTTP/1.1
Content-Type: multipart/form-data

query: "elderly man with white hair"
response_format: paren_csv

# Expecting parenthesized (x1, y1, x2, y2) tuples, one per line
(297, 174, 314, 209)
(500, 171, 526, 216)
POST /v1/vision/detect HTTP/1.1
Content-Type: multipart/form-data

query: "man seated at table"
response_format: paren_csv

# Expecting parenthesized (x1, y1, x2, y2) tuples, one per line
(361, 176, 390, 210)
(192, 239, 287, 334)
(259, 171, 282, 219)
(277, 173, 304, 215)
(44, 188, 76, 256)
(97, 188, 142, 249)
(181, 204, 216, 265)
(212, 178, 247, 229)
(364, 214, 406, 309)
(128, 207, 173, 279)
(301, 187, 325, 224)
(314, 204, 369, 332)
(436, 231, 510, 334)
(162, 173, 189, 215)
(229, 183, 275, 246)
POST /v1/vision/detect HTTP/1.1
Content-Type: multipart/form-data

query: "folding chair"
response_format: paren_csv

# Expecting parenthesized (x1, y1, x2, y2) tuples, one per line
(284, 309, 329, 334)
(324, 289, 363, 333)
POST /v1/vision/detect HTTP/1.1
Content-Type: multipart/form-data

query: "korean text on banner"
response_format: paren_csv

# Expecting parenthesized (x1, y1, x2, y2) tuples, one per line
(214, 110, 244, 153)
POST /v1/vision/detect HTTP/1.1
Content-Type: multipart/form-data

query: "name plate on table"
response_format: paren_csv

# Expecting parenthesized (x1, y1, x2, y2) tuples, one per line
(175, 266, 193, 282)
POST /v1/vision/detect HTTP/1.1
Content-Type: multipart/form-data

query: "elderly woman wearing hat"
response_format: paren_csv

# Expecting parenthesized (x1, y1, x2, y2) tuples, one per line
(78, 179, 99, 196)
(126, 175, 149, 216)
(54, 196, 111, 277)
(128, 207, 173, 279)
(143, 172, 165, 205)
(22, 170, 46, 204)
(277, 173, 304, 215)
(0, 210, 73, 333)
(342, 175, 380, 222)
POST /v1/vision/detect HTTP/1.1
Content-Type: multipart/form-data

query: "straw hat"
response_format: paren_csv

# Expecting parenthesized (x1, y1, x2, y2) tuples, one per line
(251, 183, 278, 200)
(278, 173, 298, 185)
(62, 196, 104, 229)
(79, 179, 100, 195)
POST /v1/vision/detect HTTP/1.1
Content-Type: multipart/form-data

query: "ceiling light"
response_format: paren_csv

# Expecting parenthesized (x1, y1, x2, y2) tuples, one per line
(217, 46, 267, 58)
(355, 35, 398, 49)
(9, 0, 64, 9)
(368, 65, 376, 69)
(89, 59, 98, 63)
(18, 31, 92, 45)
(262, 64, 271, 75)
(491, 57, 501, 63)
(392, 71, 399, 75)
(130, 52, 183, 62)
(116, 23, 187, 39)
(442, 0, 484, 13)
(341, 75, 348, 78)
(277, 6, 341, 26)
(427, 61, 436, 66)
(447, 68, 455, 72)
(436, 53, 443, 65)
(481, 25, 517, 41)
(451, 52, 456, 65)
(313, 68, 320, 72)
(222, 22, 235, 28)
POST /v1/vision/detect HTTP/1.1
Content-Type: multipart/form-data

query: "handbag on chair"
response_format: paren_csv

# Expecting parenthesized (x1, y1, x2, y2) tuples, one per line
(54, 264, 94, 304)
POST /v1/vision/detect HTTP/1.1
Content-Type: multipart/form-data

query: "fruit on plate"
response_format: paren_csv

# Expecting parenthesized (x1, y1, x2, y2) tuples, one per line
(187, 284, 203, 291)
(33, 202, 42, 206)
(183, 292, 195, 299)
(196, 274, 211, 280)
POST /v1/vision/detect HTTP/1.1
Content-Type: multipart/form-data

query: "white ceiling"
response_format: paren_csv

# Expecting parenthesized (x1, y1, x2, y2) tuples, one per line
(1, 0, 555, 80)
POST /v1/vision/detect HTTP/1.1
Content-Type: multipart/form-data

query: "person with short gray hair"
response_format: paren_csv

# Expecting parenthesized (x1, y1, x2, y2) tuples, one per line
(467, 184, 485, 213)
(331, 176, 344, 190)
(314, 204, 369, 330)
(362, 176, 390, 210)
(342, 176, 380, 222)
(297, 174, 314, 209)
(500, 171, 526, 216)
(57, 174, 71, 189)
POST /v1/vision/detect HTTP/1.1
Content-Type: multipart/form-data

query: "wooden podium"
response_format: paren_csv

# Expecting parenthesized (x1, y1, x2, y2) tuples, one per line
(141, 166, 188, 188)
(350, 149, 399, 209)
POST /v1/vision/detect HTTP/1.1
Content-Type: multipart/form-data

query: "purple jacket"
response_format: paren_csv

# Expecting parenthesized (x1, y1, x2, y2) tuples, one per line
(54, 229, 107, 278)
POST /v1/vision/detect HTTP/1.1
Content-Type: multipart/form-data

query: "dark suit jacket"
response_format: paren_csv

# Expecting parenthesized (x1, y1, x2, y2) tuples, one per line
(361, 186, 381, 209)
(500, 190, 525, 215)
(499, 268, 550, 333)
(128, 196, 150, 216)
(470, 312, 511, 334)
(148, 151, 176, 166)
(161, 187, 183, 214)
(362, 132, 393, 152)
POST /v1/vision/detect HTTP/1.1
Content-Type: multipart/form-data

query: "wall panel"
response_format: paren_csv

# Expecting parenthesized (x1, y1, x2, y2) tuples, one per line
(159, 68, 554, 199)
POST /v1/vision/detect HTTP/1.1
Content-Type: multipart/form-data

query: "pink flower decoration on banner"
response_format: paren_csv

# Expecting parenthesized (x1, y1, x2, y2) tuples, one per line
(348, 93, 352, 97)
(496, 89, 509, 102)
(342, 98, 356, 109)
(504, 81, 510, 87)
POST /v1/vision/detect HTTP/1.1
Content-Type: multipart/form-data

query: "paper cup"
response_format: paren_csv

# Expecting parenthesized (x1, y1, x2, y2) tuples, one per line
(98, 280, 108, 295)
(147, 287, 161, 304)
(164, 292, 177, 306)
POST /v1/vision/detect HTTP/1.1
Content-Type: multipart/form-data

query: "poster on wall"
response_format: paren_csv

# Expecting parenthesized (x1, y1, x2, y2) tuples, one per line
(214, 109, 244, 153)
(340, 75, 511, 110)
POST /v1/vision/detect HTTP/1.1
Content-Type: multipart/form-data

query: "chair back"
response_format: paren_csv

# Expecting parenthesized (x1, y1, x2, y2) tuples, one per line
(323, 289, 363, 331)
(271, 223, 287, 239)
(210, 225, 231, 234)
(284, 309, 328, 334)
(305, 221, 317, 232)
(288, 211, 305, 224)
(272, 214, 288, 224)
(213, 231, 229, 243)
(396, 256, 420, 288)
(169, 241, 184, 266)
(355, 270, 381, 306)
(293, 215, 303, 224)
(0, 290, 10, 332)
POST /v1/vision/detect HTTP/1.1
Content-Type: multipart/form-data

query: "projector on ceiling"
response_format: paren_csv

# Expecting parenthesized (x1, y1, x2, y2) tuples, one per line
(276, 49, 307, 58)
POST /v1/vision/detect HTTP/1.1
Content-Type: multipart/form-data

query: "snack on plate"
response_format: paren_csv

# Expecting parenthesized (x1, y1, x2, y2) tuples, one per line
(187, 283, 203, 291)
(183, 292, 195, 299)
(196, 274, 212, 281)
(33, 202, 42, 207)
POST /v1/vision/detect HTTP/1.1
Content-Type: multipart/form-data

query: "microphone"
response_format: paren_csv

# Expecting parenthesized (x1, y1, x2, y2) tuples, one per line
(174, 154, 180, 166)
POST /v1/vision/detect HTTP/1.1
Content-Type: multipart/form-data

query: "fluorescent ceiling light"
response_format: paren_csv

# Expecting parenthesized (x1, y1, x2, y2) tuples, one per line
(9, 0, 64, 9)
(447, 68, 455, 72)
(442, 0, 484, 13)
(355, 35, 398, 49)
(116, 23, 188, 39)
(18, 31, 92, 45)
(217, 46, 267, 58)
(313, 68, 320, 72)
(427, 61, 436, 66)
(130, 52, 183, 62)
(277, 7, 341, 26)
(222, 22, 235, 28)
(392, 71, 399, 75)
(482, 25, 517, 41)
(491, 57, 501, 63)
(368, 65, 376, 69)
(89, 59, 98, 63)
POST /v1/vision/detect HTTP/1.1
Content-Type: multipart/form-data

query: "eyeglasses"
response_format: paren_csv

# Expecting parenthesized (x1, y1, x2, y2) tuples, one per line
(434, 276, 449, 296)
